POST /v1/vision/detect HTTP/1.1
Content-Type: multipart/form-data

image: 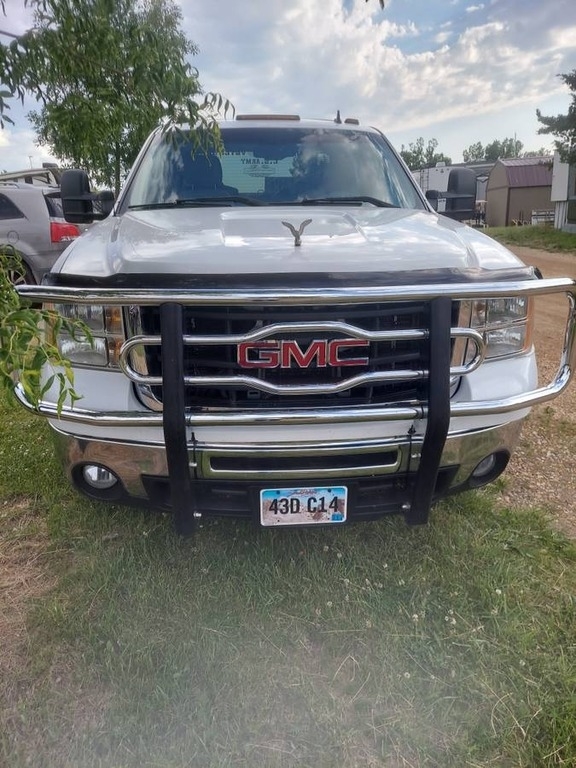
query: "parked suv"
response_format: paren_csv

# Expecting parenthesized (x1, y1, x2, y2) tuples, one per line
(0, 181, 80, 284)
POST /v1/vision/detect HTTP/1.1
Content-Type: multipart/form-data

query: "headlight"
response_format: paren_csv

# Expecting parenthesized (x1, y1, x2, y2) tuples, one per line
(46, 304, 125, 368)
(58, 334, 108, 366)
(462, 296, 533, 361)
(59, 303, 105, 332)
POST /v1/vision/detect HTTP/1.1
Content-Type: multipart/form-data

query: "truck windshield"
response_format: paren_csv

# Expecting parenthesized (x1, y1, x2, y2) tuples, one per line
(123, 126, 426, 210)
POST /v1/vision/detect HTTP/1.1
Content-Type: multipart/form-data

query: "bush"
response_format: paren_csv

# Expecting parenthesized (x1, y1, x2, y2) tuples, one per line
(0, 245, 82, 411)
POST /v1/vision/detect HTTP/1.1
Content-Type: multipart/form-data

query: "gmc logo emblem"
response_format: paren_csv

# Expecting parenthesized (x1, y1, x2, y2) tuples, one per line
(237, 339, 370, 369)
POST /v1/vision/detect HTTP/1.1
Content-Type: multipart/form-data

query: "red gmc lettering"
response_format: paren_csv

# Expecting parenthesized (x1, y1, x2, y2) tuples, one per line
(237, 340, 279, 368)
(281, 340, 327, 368)
(237, 339, 370, 369)
(328, 339, 370, 366)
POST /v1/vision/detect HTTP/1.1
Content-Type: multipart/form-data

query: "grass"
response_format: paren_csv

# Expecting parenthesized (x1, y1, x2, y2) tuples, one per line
(484, 224, 576, 252)
(1, 392, 576, 767)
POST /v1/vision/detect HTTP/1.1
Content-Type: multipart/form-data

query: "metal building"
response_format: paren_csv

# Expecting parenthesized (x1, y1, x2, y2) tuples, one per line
(485, 157, 553, 227)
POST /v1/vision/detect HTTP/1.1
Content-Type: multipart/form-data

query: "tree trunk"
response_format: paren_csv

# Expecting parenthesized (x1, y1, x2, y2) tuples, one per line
(114, 142, 121, 197)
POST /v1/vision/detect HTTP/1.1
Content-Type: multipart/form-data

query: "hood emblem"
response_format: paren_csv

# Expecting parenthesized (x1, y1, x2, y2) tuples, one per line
(281, 218, 312, 247)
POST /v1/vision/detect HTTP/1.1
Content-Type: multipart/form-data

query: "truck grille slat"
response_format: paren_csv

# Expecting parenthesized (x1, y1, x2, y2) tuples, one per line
(132, 302, 458, 410)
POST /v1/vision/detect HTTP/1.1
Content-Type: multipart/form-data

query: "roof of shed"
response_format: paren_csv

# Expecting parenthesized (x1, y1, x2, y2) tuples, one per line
(497, 156, 552, 188)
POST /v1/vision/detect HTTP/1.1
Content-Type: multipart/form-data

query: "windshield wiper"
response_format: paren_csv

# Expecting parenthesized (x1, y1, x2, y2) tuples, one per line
(176, 196, 263, 206)
(128, 196, 263, 210)
(298, 196, 398, 208)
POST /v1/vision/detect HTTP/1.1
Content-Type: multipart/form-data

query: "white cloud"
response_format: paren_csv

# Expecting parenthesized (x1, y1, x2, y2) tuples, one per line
(435, 31, 451, 44)
(0, 126, 57, 173)
(548, 25, 576, 51)
(194, 0, 576, 158)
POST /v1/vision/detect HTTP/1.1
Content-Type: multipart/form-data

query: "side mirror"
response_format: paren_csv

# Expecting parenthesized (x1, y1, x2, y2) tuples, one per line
(61, 170, 115, 223)
(97, 189, 115, 218)
(425, 189, 440, 212)
(443, 168, 476, 222)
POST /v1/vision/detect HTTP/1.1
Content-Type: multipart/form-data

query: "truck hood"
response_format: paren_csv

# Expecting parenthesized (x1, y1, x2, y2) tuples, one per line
(53, 206, 527, 281)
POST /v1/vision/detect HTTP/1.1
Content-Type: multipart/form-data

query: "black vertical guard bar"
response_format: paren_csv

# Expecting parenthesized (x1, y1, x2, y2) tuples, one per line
(160, 303, 197, 535)
(406, 296, 453, 525)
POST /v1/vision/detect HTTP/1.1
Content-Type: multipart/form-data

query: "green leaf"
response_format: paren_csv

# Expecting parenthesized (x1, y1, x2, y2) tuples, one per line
(0, 245, 85, 410)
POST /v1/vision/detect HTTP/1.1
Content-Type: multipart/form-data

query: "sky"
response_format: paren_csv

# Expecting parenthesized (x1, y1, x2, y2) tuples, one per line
(1, 0, 575, 173)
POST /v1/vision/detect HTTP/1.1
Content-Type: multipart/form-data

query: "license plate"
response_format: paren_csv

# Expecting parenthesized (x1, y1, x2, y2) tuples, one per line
(260, 486, 347, 527)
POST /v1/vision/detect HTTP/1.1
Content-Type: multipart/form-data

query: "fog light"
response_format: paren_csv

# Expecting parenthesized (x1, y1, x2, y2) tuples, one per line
(82, 464, 119, 490)
(472, 454, 497, 479)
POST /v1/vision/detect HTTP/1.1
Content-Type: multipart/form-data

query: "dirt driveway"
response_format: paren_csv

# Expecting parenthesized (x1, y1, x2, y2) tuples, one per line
(498, 246, 576, 538)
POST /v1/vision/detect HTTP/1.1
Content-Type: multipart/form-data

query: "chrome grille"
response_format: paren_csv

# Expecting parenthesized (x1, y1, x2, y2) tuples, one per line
(131, 301, 459, 410)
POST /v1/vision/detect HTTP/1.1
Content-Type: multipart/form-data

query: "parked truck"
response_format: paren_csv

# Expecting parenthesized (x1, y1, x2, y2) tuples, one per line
(15, 116, 576, 534)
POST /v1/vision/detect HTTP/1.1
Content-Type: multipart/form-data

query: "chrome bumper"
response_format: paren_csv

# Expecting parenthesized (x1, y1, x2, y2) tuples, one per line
(12, 361, 574, 426)
(52, 418, 523, 500)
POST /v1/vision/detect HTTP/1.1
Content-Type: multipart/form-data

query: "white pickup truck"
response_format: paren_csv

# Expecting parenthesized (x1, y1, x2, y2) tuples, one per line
(15, 115, 576, 534)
